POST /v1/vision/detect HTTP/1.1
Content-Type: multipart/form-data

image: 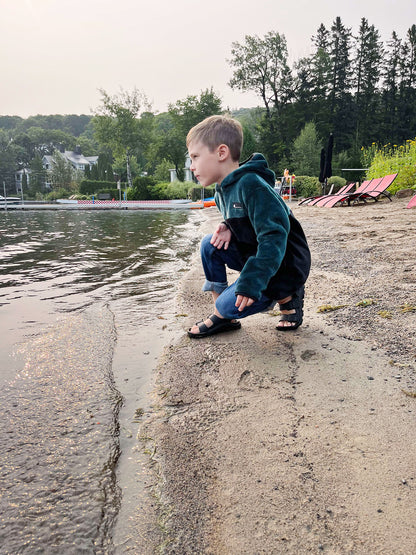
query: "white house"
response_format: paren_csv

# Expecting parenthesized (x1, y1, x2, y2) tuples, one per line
(42, 146, 98, 172)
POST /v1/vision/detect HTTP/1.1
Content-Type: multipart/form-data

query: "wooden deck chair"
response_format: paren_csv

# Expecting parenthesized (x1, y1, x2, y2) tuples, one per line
(406, 193, 416, 209)
(314, 179, 378, 207)
(348, 173, 397, 204)
(299, 182, 354, 206)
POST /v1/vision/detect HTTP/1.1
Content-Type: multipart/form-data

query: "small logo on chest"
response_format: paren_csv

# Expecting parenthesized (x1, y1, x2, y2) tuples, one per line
(232, 202, 243, 209)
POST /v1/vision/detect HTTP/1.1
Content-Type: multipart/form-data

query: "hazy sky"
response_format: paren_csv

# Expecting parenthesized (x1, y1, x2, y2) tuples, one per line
(1, 0, 414, 118)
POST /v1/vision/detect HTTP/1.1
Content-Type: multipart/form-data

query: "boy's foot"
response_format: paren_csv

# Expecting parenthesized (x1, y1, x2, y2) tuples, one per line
(276, 287, 304, 332)
(188, 314, 241, 338)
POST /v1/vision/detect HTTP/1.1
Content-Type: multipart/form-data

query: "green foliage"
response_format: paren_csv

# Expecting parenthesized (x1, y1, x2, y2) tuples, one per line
(294, 176, 321, 198)
(46, 188, 70, 200)
(327, 175, 347, 191)
(93, 87, 151, 187)
(49, 152, 74, 191)
(240, 123, 258, 161)
(151, 181, 192, 200)
(159, 88, 223, 181)
(79, 180, 116, 195)
(129, 176, 157, 200)
(153, 158, 172, 182)
(228, 31, 293, 116)
(362, 138, 416, 192)
(292, 122, 322, 175)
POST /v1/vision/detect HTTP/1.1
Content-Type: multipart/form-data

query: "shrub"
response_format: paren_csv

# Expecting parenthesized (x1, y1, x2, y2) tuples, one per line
(46, 188, 70, 200)
(129, 176, 157, 200)
(294, 176, 321, 198)
(327, 176, 347, 192)
(151, 181, 193, 200)
(79, 180, 116, 195)
(362, 138, 416, 193)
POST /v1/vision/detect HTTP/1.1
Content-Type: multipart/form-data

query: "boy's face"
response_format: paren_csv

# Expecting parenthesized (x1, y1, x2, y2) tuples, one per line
(188, 141, 222, 188)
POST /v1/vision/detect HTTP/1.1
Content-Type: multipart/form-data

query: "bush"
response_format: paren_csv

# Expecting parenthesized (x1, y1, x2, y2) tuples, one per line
(79, 180, 116, 195)
(151, 181, 193, 200)
(327, 176, 347, 192)
(362, 138, 416, 193)
(46, 188, 70, 201)
(128, 176, 157, 200)
(294, 176, 321, 198)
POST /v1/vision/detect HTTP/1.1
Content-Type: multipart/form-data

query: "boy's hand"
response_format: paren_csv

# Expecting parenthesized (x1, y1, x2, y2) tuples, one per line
(210, 223, 232, 250)
(235, 295, 255, 312)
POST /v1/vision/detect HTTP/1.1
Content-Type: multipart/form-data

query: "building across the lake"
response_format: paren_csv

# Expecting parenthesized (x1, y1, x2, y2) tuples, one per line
(15, 146, 98, 191)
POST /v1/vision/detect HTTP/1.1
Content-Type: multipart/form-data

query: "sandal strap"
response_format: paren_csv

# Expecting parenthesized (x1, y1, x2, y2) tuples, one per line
(278, 313, 301, 323)
(279, 286, 304, 311)
(196, 314, 230, 333)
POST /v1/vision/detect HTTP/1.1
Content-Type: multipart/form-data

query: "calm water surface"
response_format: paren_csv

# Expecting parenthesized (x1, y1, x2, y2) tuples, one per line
(0, 209, 201, 553)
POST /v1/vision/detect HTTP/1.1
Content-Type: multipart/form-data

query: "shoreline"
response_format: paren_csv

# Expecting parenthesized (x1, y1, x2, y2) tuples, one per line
(138, 198, 416, 553)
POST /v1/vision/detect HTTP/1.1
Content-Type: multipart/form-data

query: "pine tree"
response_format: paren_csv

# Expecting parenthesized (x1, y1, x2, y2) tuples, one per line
(353, 18, 384, 145)
(328, 17, 354, 150)
(397, 25, 416, 141)
(309, 24, 332, 139)
(382, 31, 402, 141)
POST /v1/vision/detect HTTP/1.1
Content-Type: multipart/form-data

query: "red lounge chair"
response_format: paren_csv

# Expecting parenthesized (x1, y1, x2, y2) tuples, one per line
(314, 179, 379, 207)
(299, 182, 355, 206)
(351, 173, 397, 204)
(406, 194, 416, 209)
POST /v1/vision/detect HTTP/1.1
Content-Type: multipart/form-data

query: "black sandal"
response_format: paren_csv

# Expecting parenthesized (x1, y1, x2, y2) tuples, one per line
(188, 314, 241, 339)
(276, 286, 304, 332)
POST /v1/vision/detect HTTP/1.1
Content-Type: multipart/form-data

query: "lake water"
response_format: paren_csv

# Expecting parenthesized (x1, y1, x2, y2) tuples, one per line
(0, 209, 202, 553)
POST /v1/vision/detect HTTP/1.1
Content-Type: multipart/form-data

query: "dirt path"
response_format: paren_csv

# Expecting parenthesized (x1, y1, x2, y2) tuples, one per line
(139, 197, 416, 554)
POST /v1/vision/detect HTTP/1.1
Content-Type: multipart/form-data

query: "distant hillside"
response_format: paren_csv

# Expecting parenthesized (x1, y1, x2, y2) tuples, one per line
(0, 114, 92, 137)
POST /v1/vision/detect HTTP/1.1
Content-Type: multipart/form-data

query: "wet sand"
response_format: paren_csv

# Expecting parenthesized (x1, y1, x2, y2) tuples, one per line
(138, 197, 416, 554)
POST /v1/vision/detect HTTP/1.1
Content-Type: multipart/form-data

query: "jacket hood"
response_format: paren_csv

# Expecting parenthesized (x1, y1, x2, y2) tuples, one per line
(220, 153, 276, 189)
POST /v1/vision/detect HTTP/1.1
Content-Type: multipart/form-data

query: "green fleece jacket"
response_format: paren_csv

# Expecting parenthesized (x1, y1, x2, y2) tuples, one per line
(215, 153, 292, 301)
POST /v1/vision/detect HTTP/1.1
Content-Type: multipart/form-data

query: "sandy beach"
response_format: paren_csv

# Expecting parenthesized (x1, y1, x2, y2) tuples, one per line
(138, 196, 416, 554)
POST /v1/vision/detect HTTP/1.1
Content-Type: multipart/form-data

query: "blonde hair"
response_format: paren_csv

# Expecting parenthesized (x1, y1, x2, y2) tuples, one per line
(186, 115, 243, 161)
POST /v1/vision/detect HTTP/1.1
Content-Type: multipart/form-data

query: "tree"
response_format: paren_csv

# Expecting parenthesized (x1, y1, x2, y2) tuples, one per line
(353, 18, 383, 145)
(382, 31, 402, 140)
(308, 23, 333, 138)
(328, 17, 354, 150)
(228, 31, 293, 118)
(0, 130, 24, 194)
(29, 153, 47, 196)
(49, 152, 74, 191)
(149, 89, 222, 181)
(291, 122, 322, 176)
(93, 87, 151, 188)
(168, 87, 223, 136)
(397, 25, 416, 141)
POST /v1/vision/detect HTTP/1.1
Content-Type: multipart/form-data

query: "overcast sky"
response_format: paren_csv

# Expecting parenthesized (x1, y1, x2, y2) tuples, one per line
(0, 0, 414, 118)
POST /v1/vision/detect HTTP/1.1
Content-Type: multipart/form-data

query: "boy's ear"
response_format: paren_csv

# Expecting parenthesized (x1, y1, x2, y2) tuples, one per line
(217, 144, 230, 160)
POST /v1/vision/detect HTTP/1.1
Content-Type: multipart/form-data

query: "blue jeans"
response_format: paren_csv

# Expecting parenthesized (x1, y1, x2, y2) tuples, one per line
(200, 234, 275, 320)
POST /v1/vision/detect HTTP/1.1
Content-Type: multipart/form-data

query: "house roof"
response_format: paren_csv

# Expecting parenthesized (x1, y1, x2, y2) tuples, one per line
(64, 150, 92, 166)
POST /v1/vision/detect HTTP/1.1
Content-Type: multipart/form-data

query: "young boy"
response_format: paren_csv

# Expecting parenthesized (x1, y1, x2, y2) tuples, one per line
(186, 115, 311, 338)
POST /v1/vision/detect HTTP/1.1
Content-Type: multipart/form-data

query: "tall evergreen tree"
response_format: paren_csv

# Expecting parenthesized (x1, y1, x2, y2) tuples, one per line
(382, 31, 402, 141)
(353, 18, 384, 145)
(309, 24, 332, 139)
(328, 17, 354, 150)
(397, 25, 416, 141)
